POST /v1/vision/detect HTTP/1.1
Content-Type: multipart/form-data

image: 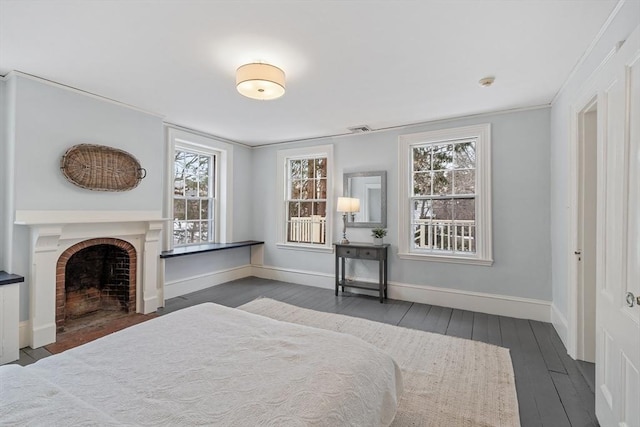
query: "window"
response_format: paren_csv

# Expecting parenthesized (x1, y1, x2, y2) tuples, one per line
(173, 148, 216, 245)
(166, 127, 232, 249)
(277, 145, 333, 252)
(398, 124, 492, 265)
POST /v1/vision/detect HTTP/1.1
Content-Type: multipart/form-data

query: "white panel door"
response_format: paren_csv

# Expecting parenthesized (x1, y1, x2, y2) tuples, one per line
(595, 25, 640, 427)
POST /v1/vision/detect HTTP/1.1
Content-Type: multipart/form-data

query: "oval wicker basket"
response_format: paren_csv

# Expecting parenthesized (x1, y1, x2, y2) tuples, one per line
(60, 144, 146, 192)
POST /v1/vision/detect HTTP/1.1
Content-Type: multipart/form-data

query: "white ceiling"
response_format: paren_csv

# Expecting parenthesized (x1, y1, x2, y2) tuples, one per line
(0, 0, 619, 146)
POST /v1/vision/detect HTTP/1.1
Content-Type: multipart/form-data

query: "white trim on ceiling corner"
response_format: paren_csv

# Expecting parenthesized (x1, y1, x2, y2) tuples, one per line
(163, 122, 252, 149)
(4, 70, 166, 119)
(251, 104, 550, 149)
(551, 0, 626, 105)
(4, 69, 551, 149)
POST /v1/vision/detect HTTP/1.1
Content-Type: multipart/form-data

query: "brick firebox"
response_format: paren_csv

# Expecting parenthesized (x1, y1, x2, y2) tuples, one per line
(56, 238, 137, 330)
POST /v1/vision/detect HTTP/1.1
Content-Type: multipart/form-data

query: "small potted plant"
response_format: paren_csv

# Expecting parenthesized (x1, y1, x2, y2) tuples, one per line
(371, 227, 387, 245)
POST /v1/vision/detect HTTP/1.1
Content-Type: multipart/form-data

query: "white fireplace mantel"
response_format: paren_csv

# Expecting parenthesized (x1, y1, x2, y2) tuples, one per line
(15, 210, 168, 348)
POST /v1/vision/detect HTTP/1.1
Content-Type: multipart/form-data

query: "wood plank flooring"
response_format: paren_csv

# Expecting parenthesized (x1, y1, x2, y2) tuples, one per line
(16, 277, 598, 426)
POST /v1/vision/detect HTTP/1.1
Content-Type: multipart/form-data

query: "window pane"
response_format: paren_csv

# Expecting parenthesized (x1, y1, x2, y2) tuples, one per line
(432, 144, 454, 170)
(288, 202, 300, 218)
(412, 199, 433, 220)
(299, 159, 309, 178)
(199, 156, 210, 197)
(300, 201, 312, 217)
(313, 201, 326, 217)
(315, 158, 326, 177)
(174, 152, 185, 196)
(453, 170, 475, 195)
(201, 199, 209, 219)
(413, 172, 431, 196)
(173, 220, 186, 245)
(454, 198, 475, 221)
(290, 160, 301, 178)
(186, 221, 199, 243)
(291, 180, 302, 199)
(413, 146, 432, 171)
(454, 141, 476, 168)
(211, 156, 216, 198)
(432, 171, 451, 195)
(185, 174, 198, 197)
(174, 175, 184, 196)
(432, 199, 453, 221)
(316, 178, 327, 199)
(186, 200, 200, 220)
(201, 220, 209, 242)
(302, 179, 313, 199)
(174, 199, 186, 220)
(183, 152, 198, 175)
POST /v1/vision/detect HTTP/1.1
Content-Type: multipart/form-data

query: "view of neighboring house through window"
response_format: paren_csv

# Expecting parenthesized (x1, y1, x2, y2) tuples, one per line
(173, 148, 216, 245)
(286, 156, 327, 244)
(399, 124, 492, 265)
(412, 139, 476, 253)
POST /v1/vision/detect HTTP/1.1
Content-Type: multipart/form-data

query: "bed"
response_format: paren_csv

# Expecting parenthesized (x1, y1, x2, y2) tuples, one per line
(0, 302, 403, 426)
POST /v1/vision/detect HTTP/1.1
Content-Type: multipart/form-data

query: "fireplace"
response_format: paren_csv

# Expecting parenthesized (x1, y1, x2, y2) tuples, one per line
(56, 238, 137, 331)
(16, 210, 165, 348)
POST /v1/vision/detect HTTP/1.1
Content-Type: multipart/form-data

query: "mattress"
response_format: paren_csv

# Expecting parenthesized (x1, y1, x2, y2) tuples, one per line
(0, 302, 403, 426)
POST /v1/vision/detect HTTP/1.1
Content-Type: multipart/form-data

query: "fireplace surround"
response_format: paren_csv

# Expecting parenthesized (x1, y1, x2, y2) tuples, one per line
(16, 210, 165, 348)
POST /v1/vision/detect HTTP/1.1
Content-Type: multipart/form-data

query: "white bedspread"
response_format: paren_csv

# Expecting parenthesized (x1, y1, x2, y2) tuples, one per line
(0, 303, 402, 426)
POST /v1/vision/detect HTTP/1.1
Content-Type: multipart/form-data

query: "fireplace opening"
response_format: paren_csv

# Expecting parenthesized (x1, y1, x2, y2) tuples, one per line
(65, 244, 131, 318)
(56, 238, 137, 332)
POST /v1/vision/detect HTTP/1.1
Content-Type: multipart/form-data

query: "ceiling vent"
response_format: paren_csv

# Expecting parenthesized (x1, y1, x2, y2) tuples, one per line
(347, 125, 373, 133)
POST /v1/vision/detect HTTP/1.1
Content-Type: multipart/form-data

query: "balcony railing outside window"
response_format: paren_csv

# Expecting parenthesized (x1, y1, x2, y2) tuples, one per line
(413, 219, 475, 253)
(288, 216, 326, 244)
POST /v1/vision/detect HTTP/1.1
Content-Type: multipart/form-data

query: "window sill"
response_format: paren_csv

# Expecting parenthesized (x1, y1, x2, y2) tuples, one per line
(160, 240, 264, 258)
(276, 243, 334, 254)
(398, 252, 493, 266)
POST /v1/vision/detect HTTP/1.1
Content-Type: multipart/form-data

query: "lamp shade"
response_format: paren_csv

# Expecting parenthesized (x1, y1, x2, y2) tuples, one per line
(337, 197, 360, 213)
(236, 63, 285, 100)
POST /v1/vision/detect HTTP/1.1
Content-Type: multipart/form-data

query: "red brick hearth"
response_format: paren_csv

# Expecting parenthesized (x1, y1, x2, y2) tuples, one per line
(56, 238, 137, 331)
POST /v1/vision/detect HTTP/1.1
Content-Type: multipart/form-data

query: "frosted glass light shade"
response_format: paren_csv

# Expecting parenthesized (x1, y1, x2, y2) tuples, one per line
(337, 197, 360, 213)
(236, 63, 285, 100)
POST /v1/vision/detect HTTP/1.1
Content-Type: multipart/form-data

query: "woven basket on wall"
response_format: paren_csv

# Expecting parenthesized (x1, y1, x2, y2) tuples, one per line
(60, 144, 146, 192)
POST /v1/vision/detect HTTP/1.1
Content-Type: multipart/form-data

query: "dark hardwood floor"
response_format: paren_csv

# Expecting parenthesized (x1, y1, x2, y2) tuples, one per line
(17, 276, 598, 427)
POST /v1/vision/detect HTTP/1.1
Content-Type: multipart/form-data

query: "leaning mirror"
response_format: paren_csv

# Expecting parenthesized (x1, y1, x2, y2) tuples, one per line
(343, 171, 387, 228)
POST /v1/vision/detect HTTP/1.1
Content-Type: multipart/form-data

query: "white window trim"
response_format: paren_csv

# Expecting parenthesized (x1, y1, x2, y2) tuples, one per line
(398, 124, 493, 266)
(276, 144, 334, 253)
(165, 127, 233, 249)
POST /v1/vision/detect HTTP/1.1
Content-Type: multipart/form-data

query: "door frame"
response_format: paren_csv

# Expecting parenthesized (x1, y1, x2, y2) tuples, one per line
(567, 84, 600, 360)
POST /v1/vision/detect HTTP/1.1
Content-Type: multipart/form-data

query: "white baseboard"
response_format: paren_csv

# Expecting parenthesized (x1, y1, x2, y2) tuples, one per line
(551, 303, 569, 349)
(19, 321, 29, 349)
(164, 265, 253, 299)
(252, 265, 551, 322)
(252, 265, 334, 289)
(390, 281, 550, 322)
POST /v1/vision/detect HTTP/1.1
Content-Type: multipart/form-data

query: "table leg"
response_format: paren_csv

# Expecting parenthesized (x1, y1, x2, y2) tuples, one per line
(341, 257, 346, 292)
(379, 259, 384, 303)
(383, 257, 388, 299)
(335, 252, 339, 296)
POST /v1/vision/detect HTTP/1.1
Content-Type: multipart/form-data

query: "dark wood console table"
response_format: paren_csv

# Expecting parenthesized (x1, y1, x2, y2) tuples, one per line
(334, 242, 389, 303)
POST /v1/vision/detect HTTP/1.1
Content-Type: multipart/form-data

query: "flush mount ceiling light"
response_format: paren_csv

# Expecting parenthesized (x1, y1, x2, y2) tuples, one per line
(236, 63, 286, 100)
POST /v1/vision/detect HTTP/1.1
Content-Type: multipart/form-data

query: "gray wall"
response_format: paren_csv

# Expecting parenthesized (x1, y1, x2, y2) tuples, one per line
(13, 76, 164, 211)
(3, 74, 253, 321)
(253, 107, 552, 301)
(550, 2, 640, 322)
